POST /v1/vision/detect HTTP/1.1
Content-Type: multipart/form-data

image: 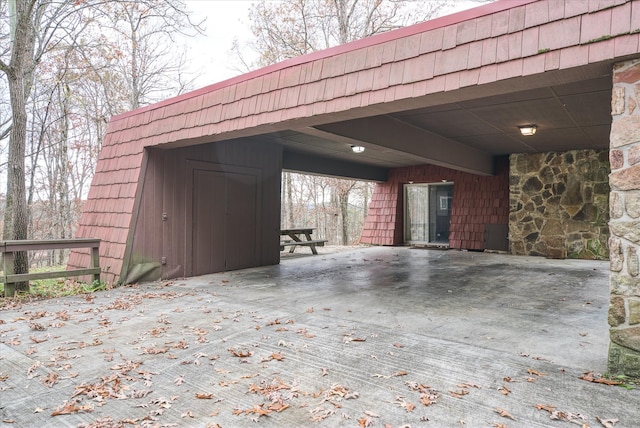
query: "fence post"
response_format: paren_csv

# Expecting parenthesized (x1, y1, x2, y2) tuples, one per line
(3, 250, 16, 298)
(91, 245, 100, 285)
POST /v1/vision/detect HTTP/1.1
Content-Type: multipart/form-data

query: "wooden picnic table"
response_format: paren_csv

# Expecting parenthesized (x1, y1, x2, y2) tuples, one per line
(280, 228, 327, 255)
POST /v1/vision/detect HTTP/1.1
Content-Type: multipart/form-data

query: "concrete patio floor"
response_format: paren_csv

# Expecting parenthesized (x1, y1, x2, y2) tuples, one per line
(1, 246, 638, 427)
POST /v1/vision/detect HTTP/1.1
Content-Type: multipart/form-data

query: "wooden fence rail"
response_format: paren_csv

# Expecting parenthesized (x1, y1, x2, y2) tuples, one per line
(1, 238, 100, 297)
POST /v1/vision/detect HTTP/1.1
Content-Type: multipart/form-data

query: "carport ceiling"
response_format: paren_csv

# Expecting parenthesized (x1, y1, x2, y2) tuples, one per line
(263, 74, 612, 172)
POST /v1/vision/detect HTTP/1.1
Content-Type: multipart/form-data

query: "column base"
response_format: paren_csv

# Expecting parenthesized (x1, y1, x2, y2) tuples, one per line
(608, 342, 640, 378)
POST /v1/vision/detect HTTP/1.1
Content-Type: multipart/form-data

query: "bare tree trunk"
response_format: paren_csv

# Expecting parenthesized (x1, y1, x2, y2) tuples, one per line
(339, 191, 349, 245)
(312, 176, 321, 238)
(329, 187, 339, 244)
(6, 61, 30, 293)
(286, 172, 294, 228)
(363, 182, 370, 220)
(57, 83, 71, 265)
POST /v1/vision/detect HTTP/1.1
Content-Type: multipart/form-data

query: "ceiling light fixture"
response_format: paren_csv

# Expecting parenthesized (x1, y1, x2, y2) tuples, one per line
(351, 145, 365, 153)
(519, 125, 537, 136)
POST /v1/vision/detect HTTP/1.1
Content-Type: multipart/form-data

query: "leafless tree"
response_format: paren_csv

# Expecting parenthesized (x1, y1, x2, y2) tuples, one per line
(0, 0, 203, 294)
(245, 0, 448, 67)
(96, 0, 204, 110)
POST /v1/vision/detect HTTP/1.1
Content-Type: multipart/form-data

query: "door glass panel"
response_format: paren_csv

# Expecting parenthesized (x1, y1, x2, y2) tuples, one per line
(405, 185, 429, 242)
(429, 185, 452, 243)
(405, 183, 453, 244)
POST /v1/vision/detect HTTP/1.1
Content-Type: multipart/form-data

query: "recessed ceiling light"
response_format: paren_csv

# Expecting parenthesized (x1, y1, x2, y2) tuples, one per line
(351, 145, 365, 153)
(519, 125, 537, 136)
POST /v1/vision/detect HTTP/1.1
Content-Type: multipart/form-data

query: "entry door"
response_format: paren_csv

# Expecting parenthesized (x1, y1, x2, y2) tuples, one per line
(404, 183, 453, 245)
(190, 165, 259, 276)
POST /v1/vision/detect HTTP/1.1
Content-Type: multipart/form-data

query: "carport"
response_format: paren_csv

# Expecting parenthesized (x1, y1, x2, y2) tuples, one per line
(70, 0, 640, 375)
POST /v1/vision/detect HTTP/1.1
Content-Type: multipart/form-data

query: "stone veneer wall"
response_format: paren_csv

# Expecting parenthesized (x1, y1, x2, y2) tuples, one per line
(509, 150, 610, 260)
(608, 59, 640, 377)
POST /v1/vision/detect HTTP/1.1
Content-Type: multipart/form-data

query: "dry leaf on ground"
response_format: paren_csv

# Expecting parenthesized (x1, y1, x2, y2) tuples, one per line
(495, 407, 515, 420)
(596, 416, 619, 428)
(579, 372, 622, 386)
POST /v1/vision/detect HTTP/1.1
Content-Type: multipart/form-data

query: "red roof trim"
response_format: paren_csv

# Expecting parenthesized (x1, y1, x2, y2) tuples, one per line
(112, 0, 538, 122)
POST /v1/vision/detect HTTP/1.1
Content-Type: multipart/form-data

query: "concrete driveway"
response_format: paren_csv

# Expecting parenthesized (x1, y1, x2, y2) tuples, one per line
(1, 246, 638, 427)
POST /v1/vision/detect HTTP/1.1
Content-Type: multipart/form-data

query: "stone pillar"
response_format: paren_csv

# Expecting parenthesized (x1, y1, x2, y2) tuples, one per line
(608, 58, 640, 377)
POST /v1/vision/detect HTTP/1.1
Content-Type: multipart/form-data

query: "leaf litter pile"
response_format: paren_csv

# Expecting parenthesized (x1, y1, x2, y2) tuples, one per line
(0, 279, 634, 427)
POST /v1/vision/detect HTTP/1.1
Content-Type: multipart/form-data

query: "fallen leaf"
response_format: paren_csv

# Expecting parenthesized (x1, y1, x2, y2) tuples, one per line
(535, 404, 556, 413)
(270, 352, 284, 361)
(495, 407, 515, 420)
(268, 402, 289, 412)
(458, 382, 481, 389)
(394, 396, 415, 413)
(596, 416, 619, 428)
(239, 404, 272, 418)
(228, 348, 252, 358)
(141, 346, 168, 355)
(195, 392, 213, 399)
(449, 389, 469, 399)
(51, 401, 93, 416)
(579, 372, 622, 386)
(41, 372, 59, 388)
(419, 390, 440, 406)
(240, 373, 260, 379)
(498, 385, 511, 395)
(358, 416, 373, 427)
(29, 322, 46, 331)
(527, 369, 546, 377)
(309, 406, 334, 422)
(130, 389, 152, 398)
(173, 340, 189, 349)
(181, 410, 194, 418)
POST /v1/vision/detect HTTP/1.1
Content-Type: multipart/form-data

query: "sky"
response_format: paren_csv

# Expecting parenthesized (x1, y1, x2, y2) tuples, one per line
(183, 0, 489, 90)
(184, 0, 258, 88)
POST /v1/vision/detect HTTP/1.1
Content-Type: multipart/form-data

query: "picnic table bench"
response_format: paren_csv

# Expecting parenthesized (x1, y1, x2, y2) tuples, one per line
(280, 228, 327, 255)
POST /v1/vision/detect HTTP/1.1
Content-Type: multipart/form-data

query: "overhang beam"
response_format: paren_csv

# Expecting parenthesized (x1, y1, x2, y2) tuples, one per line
(283, 151, 388, 182)
(316, 115, 495, 176)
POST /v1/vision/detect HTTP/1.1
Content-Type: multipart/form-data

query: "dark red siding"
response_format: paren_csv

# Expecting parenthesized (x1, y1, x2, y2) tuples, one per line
(125, 140, 283, 282)
(361, 157, 509, 249)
